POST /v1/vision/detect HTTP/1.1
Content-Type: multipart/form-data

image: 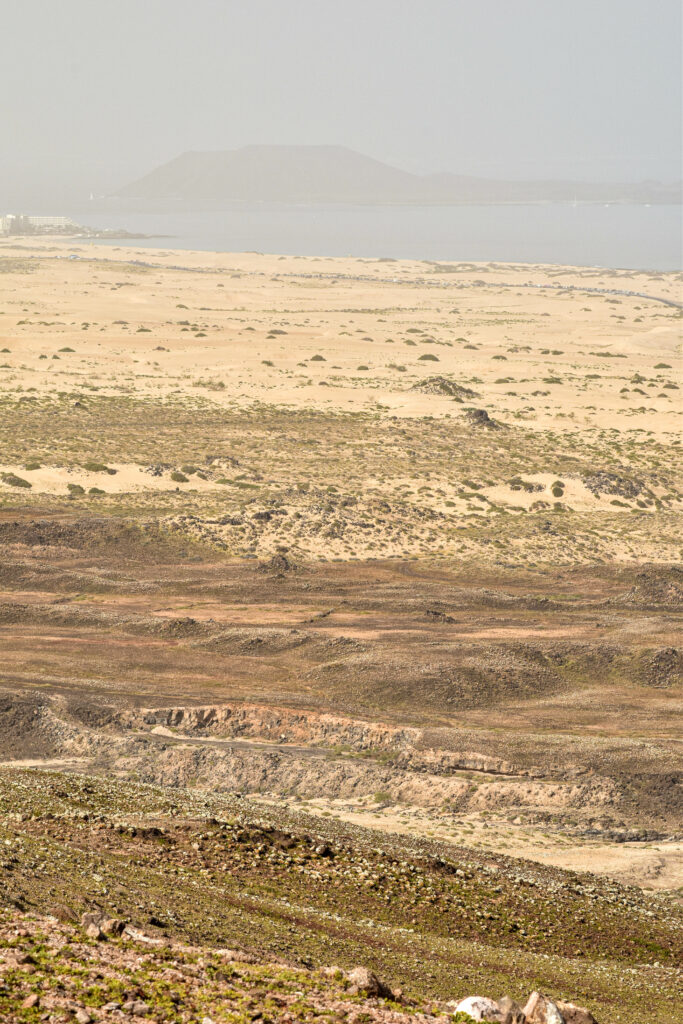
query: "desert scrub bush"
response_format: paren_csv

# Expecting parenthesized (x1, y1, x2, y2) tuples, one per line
(24, 461, 41, 471)
(310, 354, 326, 361)
(82, 461, 117, 475)
(170, 471, 188, 483)
(88, 487, 105, 495)
(180, 465, 200, 475)
(357, 365, 369, 370)
(418, 353, 439, 361)
(509, 476, 542, 493)
(0, 472, 31, 488)
(67, 483, 85, 495)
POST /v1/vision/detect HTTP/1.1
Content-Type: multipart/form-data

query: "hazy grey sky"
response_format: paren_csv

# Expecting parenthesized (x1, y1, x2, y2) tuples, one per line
(2, 0, 681, 203)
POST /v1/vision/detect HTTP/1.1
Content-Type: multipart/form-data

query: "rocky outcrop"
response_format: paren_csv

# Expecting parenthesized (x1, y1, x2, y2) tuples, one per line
(411, 376, 478, 400)
(450, 992, 599, 1024)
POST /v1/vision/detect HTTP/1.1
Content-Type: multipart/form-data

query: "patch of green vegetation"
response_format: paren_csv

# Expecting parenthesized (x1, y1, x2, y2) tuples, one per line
(82, 461, 117, 475)
(0, 472, 31, 489)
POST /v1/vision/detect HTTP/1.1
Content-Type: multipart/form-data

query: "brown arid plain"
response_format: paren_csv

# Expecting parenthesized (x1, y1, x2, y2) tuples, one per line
(0, 239, 681, 1023)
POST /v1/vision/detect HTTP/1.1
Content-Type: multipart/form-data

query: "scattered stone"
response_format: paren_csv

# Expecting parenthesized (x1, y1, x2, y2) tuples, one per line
(21, 994, 40, 1009)
(75, 1009, 93, 1024)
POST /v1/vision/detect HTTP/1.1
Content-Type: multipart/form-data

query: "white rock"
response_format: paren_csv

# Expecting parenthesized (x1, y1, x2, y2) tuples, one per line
(453, 996, 505, 1021)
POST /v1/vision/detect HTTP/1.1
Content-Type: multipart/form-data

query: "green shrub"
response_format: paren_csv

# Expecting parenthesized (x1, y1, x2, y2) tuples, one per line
(1, 472, 31, 489)
(418, 353, 439, 362)
(67, 483, 85, 495)
(170, 471, 188, 483)
(83, 461, 116, 475)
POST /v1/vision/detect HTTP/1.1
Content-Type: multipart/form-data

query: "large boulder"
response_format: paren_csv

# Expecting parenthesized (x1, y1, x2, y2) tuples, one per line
(453, 996, 505, 1021)
(523, 992, 565, 1024)
(346, 966, 394, 1000)
(556, 1001, 598, 1024)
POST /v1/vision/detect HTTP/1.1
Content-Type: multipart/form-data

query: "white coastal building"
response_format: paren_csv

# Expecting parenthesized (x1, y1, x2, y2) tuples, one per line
(0, 214, 75, 235)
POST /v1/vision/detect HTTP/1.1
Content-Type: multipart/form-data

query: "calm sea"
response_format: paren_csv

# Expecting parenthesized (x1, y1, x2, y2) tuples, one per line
(61, 203, 681, 271)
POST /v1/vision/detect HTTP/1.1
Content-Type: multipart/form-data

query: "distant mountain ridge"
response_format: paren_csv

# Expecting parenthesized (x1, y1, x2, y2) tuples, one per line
(116, 145, 680, 205)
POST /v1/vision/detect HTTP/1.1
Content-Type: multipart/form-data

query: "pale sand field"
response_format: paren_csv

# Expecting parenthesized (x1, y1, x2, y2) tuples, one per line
(0, 242, 679, 430)
(0, 239, 680, 565)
